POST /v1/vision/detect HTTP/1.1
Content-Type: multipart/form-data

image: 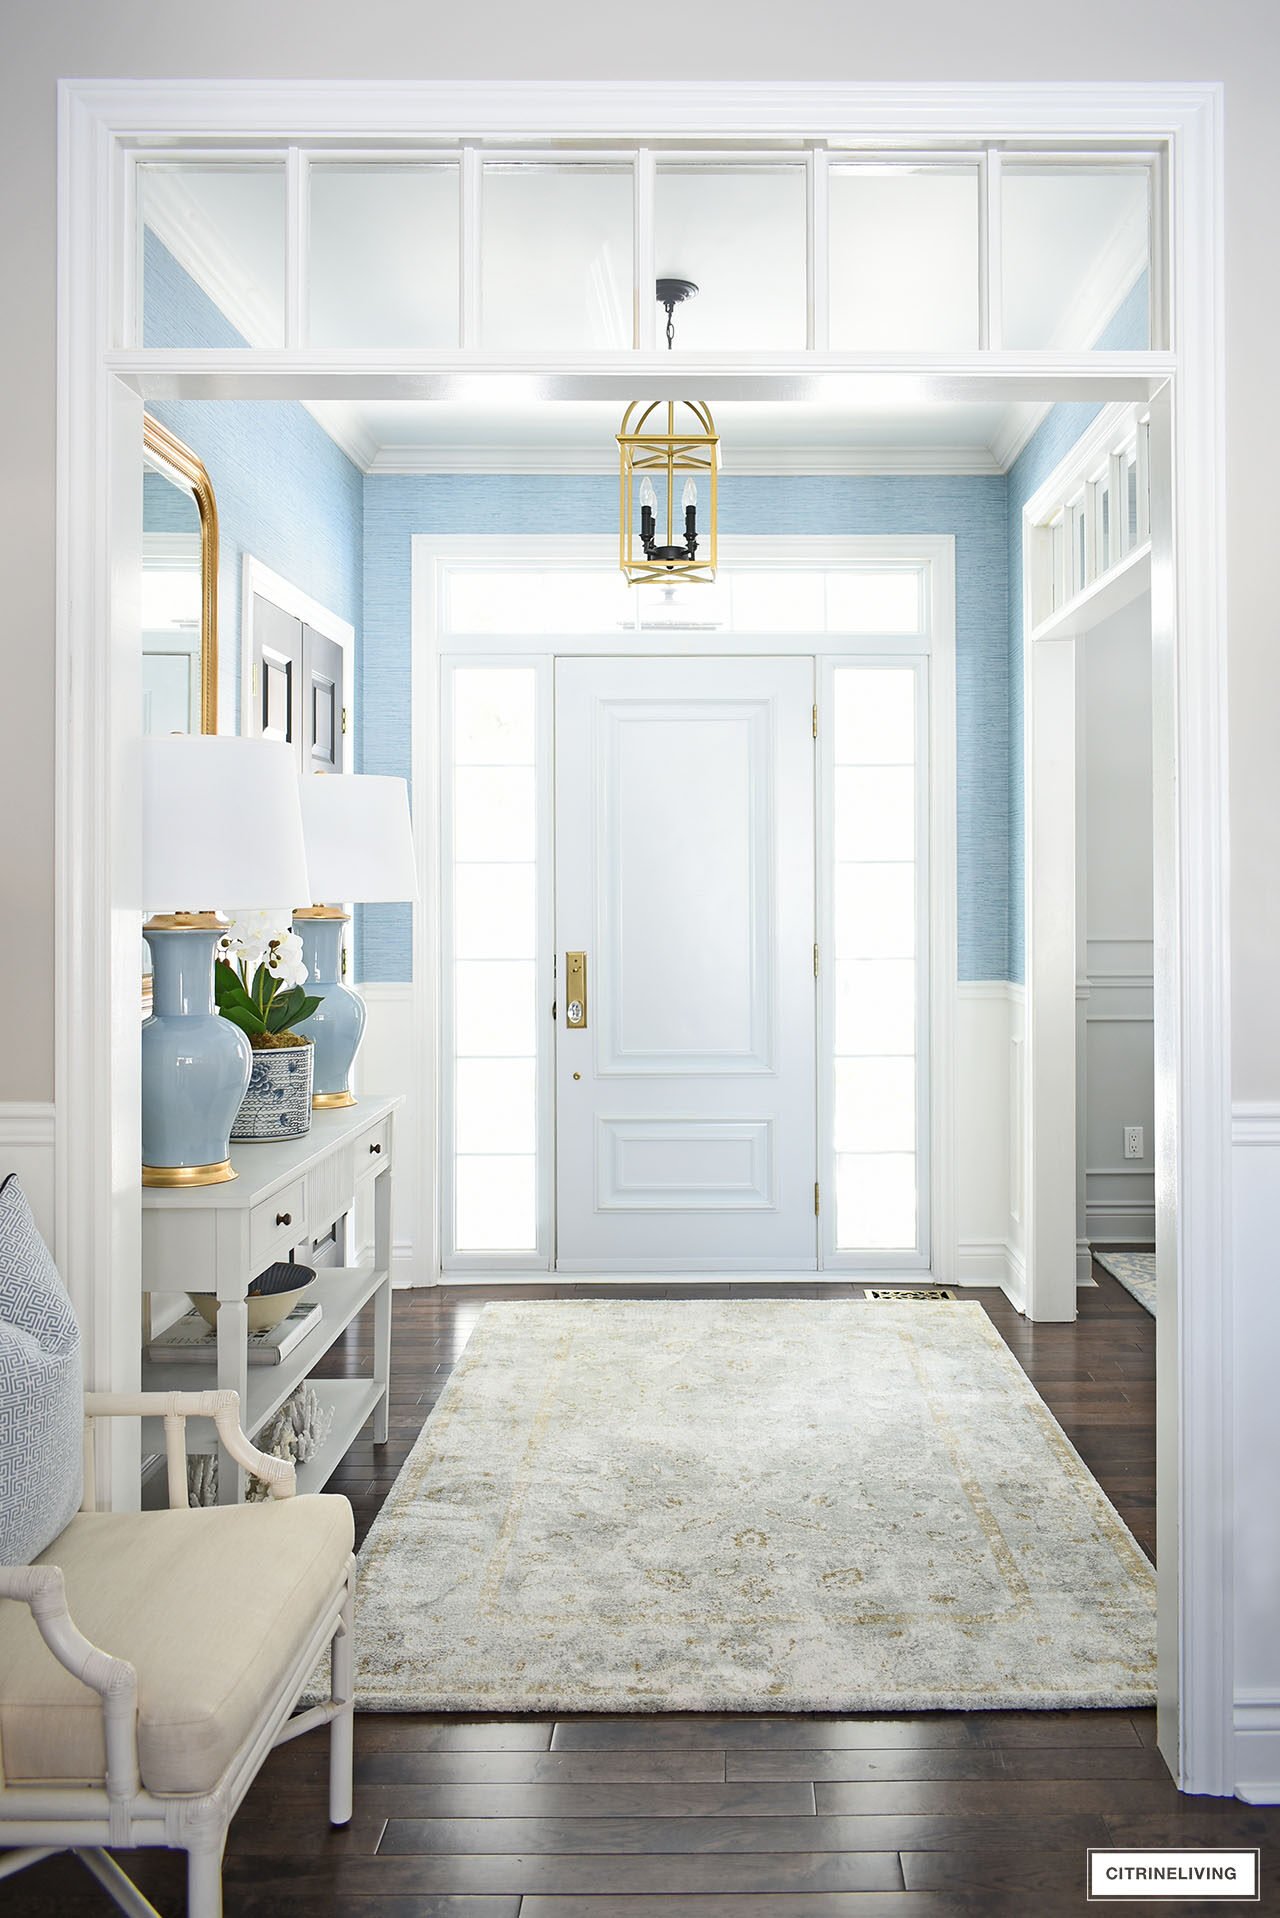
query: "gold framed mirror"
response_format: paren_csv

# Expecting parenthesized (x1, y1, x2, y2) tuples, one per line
(142, 415, 219, 735)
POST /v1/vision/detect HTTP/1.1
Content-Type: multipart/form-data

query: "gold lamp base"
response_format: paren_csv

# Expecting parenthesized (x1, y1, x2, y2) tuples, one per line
(142, 1158, 237, 1189)
(312, 1090, 357, 1110)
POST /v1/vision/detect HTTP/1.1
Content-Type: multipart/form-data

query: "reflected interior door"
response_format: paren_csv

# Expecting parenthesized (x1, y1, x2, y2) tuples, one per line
(554, 656, 817, 1269)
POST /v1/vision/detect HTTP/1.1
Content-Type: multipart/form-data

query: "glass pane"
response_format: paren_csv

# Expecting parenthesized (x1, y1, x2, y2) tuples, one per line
(834, 864, 915, 959)
(454, 960, 536, 1055)
(455, 1060, 537, 1154)
(481, 165, 633, 349)
(728, 571, 825, 633)
(834, 768, 916, 862)
(142, 654, 195, 736)
(448, 570, 635, 635)
(1002, 165, 1151, 350)
(454, 768, 536, 862)
(454, 864, 536, 958)
(654, 166, 807, 349)
(139, 163, 286, 348)
(825, 570, 922, 635)
(834, 1059, 916, 1153)
(452, 669, 535, 763)
(833, 668, 916, 765)
(829, 166, 979, 350)
(455, 1156, 537, 1252)
(834, 960, 916, 1055)
(835, 1153, 917, 1251)
(308, 164, 459, 347)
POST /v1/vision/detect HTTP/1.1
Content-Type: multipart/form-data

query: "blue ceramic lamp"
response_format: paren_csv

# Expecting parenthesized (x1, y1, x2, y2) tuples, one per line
(141, 737, 311, 1186)
(294, 775, 417, 1109)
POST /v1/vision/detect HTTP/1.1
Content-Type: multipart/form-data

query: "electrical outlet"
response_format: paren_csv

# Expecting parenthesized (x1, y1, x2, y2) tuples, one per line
(1124, 1124, 1144, 1160)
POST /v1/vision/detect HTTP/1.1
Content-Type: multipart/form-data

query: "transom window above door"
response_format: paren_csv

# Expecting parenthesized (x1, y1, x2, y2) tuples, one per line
(132, 142, 1163, 355)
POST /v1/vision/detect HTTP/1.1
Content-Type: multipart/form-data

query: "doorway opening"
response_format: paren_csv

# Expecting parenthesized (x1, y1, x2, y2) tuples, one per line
(415, 538, 955, 1281)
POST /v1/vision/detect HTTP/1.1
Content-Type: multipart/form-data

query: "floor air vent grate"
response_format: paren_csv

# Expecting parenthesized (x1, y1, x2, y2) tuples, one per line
(862, 1286, 959, 1301)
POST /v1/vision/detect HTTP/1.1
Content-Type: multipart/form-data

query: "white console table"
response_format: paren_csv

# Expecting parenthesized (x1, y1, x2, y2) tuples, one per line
(141, 1095, 402, 1503)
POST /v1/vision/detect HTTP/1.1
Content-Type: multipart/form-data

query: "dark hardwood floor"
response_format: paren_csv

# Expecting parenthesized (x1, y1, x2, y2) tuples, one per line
(12, 1268, 1280, 1916)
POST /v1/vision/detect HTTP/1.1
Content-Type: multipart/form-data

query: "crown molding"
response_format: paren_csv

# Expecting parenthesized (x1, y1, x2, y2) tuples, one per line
(364, 441, 1005, 478)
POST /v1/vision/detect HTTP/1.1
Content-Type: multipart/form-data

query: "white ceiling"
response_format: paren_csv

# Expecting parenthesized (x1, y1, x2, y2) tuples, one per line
(327, 396, 1018, 475)
(141, 155, 1149, 476)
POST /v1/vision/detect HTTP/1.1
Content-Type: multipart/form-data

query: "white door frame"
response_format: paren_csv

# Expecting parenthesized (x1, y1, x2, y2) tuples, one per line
(57, 79, 1228, 1794)
(412, 533, 956, 1284)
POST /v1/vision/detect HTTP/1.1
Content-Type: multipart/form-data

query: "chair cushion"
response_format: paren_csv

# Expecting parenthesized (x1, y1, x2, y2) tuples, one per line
(0, 1494, 353, 1793)
(0, 1174, 83, 1565)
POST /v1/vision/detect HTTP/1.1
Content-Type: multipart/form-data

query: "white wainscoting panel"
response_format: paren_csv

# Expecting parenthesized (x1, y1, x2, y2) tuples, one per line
(955, 983, 1026, 1307)
(369, 977, 1030, 1298)
(0, 1102, 56, 1249)
(1232, 1101, 1280, 1803)
(356, 984, 423, 1284)
(1082, 939, 1155, 1244)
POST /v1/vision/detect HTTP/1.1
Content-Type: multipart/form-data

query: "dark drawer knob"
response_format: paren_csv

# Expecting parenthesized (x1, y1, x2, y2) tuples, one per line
(369, 1141, 382, 1155)
(276, 1211, 292, 1226)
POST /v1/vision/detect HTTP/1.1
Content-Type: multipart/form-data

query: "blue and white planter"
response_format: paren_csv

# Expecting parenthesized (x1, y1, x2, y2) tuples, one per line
(230, 1041, 315, 1142)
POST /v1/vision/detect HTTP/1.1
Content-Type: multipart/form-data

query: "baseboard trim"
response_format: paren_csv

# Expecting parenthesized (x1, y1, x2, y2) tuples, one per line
(957, 1238, 1026, 1311)
(1234, 1693, 1280, 1803)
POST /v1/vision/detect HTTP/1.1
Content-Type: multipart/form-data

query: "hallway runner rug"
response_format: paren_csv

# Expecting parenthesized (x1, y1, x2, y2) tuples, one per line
(346, 1300, 1156, 1712)
(1093, 1250, 1157, 1316)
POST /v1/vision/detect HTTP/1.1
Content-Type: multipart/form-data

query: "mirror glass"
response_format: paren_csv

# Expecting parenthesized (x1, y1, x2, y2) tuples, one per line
(142, 417, 218, 735)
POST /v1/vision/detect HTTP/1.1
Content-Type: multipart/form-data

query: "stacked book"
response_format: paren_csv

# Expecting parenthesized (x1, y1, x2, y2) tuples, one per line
(147, 1299, 322, 1366)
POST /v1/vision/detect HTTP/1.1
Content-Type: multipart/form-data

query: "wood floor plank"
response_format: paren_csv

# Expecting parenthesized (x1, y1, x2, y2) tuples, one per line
(253, 1781, 814, 1820)
(517, 1897, 1015, 1917)
(550, 1712, 1143, 1752)
(815, 1778, 1184, 1815)
(221, 1852, 906, 1896)
(356, 1749, 728, 1785)
(376, 1810, 1110, 1855)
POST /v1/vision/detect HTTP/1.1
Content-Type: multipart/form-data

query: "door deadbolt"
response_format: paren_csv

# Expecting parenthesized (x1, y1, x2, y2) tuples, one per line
(565, 952, 587, 1028)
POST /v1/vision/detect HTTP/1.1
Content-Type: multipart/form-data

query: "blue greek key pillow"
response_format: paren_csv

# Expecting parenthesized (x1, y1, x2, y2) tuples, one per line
(0, 1174, 83, 1564)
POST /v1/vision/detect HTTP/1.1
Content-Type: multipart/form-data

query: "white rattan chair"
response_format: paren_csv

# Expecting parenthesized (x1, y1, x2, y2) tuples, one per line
(0, 1389, 355, 1918)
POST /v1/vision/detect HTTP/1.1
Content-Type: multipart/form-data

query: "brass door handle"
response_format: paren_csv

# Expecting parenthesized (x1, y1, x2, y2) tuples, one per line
(565, 951, 587, 1028)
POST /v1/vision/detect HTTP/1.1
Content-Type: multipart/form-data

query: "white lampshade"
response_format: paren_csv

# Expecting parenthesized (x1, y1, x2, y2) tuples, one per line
(299, 774, 418, 905)
(142, 735, 310, 913)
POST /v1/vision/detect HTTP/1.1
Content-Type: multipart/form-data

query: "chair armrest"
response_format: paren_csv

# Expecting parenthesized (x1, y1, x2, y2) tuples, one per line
(83, 1389, 297, 1509)
(0, 1563, 140, 1809)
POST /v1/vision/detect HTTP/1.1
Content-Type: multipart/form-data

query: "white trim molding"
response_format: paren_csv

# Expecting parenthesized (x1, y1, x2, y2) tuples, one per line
(1231, 1098, 1280, 1803)
(0, 1103, 57, 1252)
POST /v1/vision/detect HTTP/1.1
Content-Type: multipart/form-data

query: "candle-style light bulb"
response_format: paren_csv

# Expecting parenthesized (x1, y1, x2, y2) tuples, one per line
(639, 477, 658, 511)
(682, 478, 698, 508)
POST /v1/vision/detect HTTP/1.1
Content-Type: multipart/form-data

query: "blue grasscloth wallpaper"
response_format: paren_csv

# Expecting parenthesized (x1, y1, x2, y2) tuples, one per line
(359, 475, 1010, 984)
(142, 233, 364, 725)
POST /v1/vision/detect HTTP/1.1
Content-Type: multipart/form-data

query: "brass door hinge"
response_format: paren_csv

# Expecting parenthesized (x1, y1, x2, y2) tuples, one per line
(814, 1181, 821, 1216)
(813, 942, 820, 978)
(341, 944, 348, 979)
(251, 664, 260, 700)
(812, 703, 818, 739)
(341, 705, 349, 735)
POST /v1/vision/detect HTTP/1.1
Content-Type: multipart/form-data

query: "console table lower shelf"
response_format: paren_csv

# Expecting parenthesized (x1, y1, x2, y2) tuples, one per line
(141, 1261, 391, 1502)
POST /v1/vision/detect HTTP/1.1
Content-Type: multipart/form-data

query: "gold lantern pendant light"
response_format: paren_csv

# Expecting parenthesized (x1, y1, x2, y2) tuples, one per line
(618, 279, 719, 585)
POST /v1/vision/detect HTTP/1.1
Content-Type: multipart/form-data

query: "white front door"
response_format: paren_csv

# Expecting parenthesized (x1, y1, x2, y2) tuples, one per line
(554, 656, 817, 1269)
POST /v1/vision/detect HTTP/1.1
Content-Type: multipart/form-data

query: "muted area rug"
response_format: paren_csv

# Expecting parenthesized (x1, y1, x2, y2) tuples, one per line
(1094, 1250, 1157, 1316)
(344, 1300, 1155, 1713)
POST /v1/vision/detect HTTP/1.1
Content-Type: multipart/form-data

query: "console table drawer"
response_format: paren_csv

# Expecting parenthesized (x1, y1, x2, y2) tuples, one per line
(354, 1113, 391, 1174)
(250, 1177, 308, 1266)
